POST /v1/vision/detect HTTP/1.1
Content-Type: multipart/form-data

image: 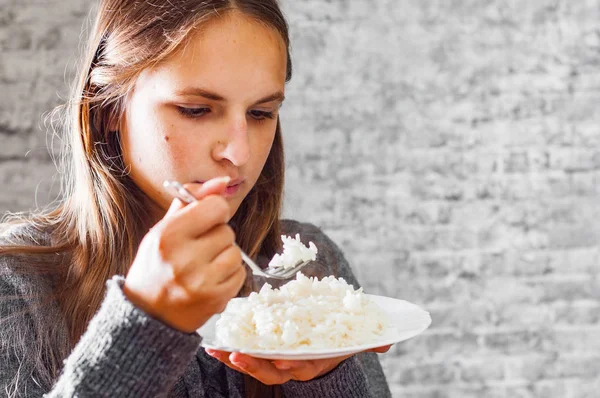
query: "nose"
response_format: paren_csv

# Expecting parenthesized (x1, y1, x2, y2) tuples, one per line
(212, 115, 251, 167)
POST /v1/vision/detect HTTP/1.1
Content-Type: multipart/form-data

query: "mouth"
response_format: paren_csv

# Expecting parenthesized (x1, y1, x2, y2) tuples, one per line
(194, 178, 244, 197)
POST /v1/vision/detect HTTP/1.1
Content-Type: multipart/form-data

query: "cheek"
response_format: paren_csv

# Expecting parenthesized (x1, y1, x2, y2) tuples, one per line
(250, 125, 277, 172)
(123, 104, 180, 164)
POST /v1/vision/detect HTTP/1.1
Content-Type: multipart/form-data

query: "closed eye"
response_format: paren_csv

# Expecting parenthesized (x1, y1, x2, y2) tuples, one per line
(177, 106, 210, 118)
(249, 110, 275, 121)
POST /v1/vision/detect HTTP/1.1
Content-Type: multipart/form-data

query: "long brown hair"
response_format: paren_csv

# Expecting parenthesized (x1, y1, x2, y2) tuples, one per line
(1, 1, 292, 397)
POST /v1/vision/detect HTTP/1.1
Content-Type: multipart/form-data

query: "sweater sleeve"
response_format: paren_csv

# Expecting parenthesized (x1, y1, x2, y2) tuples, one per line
(278, 220, 393, 398)
(0, 260, 200, 398)
(47, 275, 201, 398)
(0, 271, 49, 398)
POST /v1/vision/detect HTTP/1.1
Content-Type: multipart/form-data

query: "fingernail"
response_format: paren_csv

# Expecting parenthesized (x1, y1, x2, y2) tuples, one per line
(201, 176, 231, 191)
(214, 176, 231, 184)
(234, 361, 248, 369)
(206, 350, 219, 358)
(274, 362, 291, 370)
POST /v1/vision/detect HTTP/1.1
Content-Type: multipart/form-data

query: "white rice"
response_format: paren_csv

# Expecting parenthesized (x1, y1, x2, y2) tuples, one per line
(268, 234, 318, 269)
(214, 272, 389, 350)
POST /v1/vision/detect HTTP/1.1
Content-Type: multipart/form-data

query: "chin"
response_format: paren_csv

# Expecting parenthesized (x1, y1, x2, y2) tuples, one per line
(227, 199, 243, 219)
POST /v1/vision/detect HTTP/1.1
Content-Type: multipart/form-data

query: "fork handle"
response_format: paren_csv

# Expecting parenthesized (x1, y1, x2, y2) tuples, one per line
(239, 250, 270, 278)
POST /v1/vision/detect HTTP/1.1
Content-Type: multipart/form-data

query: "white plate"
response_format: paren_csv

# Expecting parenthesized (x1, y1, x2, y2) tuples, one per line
(197, 294, 432, 360)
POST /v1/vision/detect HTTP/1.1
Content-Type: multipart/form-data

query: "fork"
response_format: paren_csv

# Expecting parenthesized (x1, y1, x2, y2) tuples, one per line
(163, 180, 312, 280)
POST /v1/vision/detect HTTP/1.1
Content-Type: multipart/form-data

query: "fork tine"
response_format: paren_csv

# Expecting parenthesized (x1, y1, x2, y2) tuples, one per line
(266, 260, 310, 278)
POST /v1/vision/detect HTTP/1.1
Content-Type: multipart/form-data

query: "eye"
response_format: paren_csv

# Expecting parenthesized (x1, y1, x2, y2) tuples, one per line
(177, 106, 210, 118)
(248, 110, 275, 121)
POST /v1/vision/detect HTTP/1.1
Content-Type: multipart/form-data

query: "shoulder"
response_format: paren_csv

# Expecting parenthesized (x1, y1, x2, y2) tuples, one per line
(280, 219, 325, 239)
(279, 219, 345, 248)
(279, 219, 361, 288)
(1, 222, 58, 299)
(0, 221, 52, 247)
(0, 224, 67, 396)
(279, 219, 342, 259)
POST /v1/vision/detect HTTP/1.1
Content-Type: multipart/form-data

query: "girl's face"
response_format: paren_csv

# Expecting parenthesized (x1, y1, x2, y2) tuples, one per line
(120, 11, 287, 219)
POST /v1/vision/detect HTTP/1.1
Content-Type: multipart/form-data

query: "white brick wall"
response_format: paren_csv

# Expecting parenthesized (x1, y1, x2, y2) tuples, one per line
(2, 0, 600, 396)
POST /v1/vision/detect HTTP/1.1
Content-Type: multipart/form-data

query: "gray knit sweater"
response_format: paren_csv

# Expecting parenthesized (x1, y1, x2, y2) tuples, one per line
(0, 220, 392, 398)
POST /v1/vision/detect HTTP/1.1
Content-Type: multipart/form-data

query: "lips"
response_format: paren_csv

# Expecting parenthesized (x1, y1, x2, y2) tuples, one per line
(226, 178, 244, 187)
(193, 177, 244, 197)
(194, 177, 244, 187)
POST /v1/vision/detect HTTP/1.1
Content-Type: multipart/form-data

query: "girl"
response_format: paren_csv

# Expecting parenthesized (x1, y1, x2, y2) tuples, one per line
(0, 1, 393, 397)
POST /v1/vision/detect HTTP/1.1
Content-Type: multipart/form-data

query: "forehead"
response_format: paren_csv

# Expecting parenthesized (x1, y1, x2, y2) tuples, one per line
(138, 11, 288, 98)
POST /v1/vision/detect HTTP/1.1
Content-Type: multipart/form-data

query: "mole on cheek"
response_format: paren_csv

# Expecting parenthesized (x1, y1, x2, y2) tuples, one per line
(163, 135, 170, 142)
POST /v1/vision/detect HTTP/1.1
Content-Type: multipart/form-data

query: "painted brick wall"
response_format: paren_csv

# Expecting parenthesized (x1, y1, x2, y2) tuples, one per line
(2, 0, 600, 397)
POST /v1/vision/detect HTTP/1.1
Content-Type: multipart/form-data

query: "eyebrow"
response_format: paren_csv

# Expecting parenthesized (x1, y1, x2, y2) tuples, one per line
(175, 87, 285, 105)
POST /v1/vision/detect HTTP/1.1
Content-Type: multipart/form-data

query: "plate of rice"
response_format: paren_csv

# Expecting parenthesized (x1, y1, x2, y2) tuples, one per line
(198, 272, 432, 360)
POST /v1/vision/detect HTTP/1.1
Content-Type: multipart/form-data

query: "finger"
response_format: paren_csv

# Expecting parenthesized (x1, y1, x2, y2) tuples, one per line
(272, 360, 301, 371)
(229, 353, 289, 385)
(206, 350, 247, 374)
(164, 198, 184, 218)
(366, 345, 392, 353)
(161, 176, 229, 223)
(178, 224, 236, 270)
(165, 195, 230, 240)
(179, 244, 244, 294)
(205, 349, 230, 361)
(211, 264, 246, 299)
(183, 176, 231, 200)
(206, 243, 243, 284)
(283, 355, 353, 381)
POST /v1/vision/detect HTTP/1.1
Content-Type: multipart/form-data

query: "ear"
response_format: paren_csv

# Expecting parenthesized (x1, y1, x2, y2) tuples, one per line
(110, 91, 133, 135)
(106, 106, 128, 140)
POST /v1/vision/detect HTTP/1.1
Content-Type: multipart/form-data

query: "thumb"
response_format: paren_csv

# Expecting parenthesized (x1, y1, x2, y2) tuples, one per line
(184, 176, 231, 200)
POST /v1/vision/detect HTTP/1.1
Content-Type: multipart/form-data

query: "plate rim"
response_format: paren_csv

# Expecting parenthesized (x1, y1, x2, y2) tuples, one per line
(198, 293, 432, 359)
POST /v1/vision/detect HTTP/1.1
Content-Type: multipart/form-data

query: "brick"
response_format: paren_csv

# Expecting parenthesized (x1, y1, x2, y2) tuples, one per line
(478, 247, 600, 277)
(426, 303, 493, 331)
(407, 150, 479, 179)
(0, 159, 59, 213)
(530, 276, 600, 303)
(410, 176, 467, 201)
(392, 362, 457, 385)
(397, 276, 486, 306)
(478, 224, 549, 251)
(544, 247, 600, 274)
(548, 148, 600, 172)
(391, 385, 508, 398)
(458, 358, 504, 383)
(482, 328, 553, 355)
(572, 378, 600, 398)
(388, 200, 453, 226)
(404, 251, 481, 279)
(570, 171, 600, 196)
(573, 121, 600, 147)
(477, 275, 597, 304)
(547, 223, 600, 249)
(553, 301, 600, 325)
(396, 226, 479, 251)
(504, 354, 558, 381)
(549, 355, 600, 379)
(496, 304, 554, 328)
(530, 380, 575, 398)
(479, 277, 544, 305)
(393, 331, 481, 361)
(505, 354, 600, 383)
(554, 327, 600, 353)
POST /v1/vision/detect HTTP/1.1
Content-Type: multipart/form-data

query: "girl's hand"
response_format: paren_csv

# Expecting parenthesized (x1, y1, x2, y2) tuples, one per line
(204, 345, 392, 385)
(123, 177, 246, 333)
